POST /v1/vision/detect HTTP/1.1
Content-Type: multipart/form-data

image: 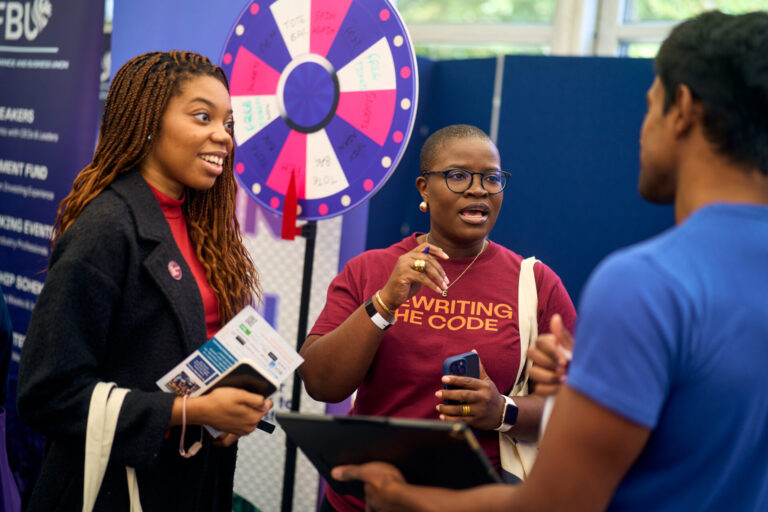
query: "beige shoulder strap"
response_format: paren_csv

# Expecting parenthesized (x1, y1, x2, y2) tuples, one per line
(83, 382, 142, 512)
(512, 257, 538, 396)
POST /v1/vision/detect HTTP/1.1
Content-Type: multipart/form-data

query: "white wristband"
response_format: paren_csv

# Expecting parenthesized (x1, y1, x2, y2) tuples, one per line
(365, 297, 394, 330)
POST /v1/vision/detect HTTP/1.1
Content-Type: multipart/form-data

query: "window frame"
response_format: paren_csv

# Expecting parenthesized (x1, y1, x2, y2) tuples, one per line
(400, 0, 601, 57)
(594, 0, 675, 56)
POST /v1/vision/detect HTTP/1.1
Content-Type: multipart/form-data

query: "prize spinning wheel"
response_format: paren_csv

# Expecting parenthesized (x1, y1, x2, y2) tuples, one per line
(221, 0, 418, 220)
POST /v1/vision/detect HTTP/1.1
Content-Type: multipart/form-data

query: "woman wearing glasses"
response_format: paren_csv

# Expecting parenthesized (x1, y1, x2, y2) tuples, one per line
(300, 124, 576, 512)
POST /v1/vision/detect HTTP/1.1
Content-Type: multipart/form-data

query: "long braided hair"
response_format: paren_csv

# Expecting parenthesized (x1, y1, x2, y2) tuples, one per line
(52, 50, 260, 322)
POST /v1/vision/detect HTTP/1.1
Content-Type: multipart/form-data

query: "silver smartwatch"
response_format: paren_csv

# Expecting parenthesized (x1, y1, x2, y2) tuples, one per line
(494, 395, 519, 432)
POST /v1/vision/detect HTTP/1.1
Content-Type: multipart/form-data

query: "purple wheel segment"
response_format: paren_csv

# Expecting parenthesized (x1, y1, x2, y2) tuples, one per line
(323, 115, 380, 173)
(236, 118, 291, 185)
(229, 3, 292, 76)
(324, 0, 384, 70)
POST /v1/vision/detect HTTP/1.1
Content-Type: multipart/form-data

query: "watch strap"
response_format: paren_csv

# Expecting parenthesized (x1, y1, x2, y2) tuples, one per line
(365, 297, 393, 330)
(495, 395, 518, 432)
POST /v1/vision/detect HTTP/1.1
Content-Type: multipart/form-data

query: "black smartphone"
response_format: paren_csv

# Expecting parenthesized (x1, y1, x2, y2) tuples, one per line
(206, 361, 277, 397)
(442, 351, 479, 405)
(204, 361, 277, 434)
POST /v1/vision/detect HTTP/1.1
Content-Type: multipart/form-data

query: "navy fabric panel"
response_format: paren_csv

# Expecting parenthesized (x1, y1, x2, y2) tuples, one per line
(494, 56, 672, 304)
(366, 57, 497, 252)
(366, 55, 674, 306)
(420, 57, 497, 135)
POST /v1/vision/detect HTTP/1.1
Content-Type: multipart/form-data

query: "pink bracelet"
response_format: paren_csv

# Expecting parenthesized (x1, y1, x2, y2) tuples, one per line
(179, 394, 203, 458)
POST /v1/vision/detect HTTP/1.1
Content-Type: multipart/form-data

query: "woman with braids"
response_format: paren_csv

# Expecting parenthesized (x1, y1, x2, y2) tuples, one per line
(17, 51, 270, 511)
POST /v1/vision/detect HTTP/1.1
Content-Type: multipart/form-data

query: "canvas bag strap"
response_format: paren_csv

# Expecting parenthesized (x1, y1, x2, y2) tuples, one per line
(126, 467, 141, 512)
(512, 257, 538, 397)
(83, 382, 142, 512)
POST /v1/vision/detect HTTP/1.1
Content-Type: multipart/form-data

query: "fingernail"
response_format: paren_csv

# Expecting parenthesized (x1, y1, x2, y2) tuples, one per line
(435, 391, 442, 398)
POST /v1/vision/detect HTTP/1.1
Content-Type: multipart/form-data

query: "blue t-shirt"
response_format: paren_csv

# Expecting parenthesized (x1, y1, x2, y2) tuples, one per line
(568, 203, 768, 511)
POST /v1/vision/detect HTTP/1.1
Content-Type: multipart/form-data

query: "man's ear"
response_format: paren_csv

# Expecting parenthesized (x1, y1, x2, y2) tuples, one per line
(672, 84, 700, 137)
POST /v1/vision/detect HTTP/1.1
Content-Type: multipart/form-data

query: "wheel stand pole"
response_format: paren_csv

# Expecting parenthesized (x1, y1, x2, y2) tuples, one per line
(281, 220, 317, 512)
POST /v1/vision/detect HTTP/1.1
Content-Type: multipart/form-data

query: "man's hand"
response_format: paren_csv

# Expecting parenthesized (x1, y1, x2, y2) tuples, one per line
(332, 462, 409, 512)
(528, 314, 573, 395)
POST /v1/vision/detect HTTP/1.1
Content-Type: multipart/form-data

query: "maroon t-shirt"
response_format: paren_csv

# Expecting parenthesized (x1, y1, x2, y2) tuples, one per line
(310, 234, 576, 512)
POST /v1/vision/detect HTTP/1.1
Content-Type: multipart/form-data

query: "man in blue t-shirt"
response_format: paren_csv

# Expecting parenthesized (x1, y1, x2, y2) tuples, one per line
(330, 10, 768, 511)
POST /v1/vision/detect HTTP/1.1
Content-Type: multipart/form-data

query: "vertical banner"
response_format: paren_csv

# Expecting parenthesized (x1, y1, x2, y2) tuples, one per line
(0, 0, 105, 502)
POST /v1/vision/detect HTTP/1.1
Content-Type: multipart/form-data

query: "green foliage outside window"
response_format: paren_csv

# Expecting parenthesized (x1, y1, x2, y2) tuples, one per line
(623, 0, 766, 58)
(396, 0, 556, 24)
(628, 0, 768, 22)
(623, 42, 662, 58)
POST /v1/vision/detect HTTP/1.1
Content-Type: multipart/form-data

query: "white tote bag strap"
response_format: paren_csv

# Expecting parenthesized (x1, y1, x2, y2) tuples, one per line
(83, 382, 141, 512)
(512, 257, 538, 396)
(126, 467, 141, 512)
(500, 256, 540, 482)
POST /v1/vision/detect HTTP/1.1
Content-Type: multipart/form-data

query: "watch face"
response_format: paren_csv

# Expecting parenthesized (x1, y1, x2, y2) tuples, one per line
(503, 401, 519, 426)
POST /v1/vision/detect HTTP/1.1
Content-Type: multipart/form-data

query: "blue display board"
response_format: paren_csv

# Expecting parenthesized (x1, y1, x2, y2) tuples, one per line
(0, 0, 105, 502)
(366, 56, 498, 250)
(366, 56, 674, 305)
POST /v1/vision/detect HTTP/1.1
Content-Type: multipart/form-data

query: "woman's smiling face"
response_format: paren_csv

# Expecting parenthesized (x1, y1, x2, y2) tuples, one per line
(417, 136, 503, 247)
(140, 74, 234, 198)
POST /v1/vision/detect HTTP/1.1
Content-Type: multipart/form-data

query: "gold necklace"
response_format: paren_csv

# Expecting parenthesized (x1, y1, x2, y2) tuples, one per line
(427, 234, 488, 297)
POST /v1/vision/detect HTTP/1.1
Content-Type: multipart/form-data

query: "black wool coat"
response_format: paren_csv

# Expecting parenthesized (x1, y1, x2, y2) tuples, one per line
(18, 170, 236, 511)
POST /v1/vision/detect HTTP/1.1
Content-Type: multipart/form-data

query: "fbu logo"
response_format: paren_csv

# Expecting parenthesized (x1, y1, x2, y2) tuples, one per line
(0, 0, 52, 41)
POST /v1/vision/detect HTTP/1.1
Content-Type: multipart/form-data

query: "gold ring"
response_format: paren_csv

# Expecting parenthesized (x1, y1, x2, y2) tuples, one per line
(461, 404, 470, 417)
(412, 259, 427, 272)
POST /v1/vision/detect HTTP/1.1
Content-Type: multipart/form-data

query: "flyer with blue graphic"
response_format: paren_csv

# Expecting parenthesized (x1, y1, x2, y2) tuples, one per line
(156, 305, 303, 399)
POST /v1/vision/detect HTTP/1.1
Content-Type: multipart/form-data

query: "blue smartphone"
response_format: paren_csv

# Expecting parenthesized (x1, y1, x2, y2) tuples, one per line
(442, 351, 479, 405)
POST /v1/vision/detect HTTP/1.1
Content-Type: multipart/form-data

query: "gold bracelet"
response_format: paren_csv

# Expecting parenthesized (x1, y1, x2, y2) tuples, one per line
(374, 290, 395, 317)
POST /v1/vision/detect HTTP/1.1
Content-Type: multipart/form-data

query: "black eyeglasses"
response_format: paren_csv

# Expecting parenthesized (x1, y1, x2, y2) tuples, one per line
(421, 169, 510, 194)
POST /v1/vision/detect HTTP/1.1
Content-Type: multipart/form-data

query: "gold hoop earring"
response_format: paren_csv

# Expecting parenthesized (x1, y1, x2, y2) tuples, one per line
(419, 201, 428, 213)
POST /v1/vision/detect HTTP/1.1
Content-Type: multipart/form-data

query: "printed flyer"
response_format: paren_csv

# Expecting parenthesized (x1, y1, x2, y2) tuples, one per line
(156, 305, 303, 398)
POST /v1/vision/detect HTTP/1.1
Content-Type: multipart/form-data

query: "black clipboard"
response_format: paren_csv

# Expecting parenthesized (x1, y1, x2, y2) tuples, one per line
(276, 412, 501, 500)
